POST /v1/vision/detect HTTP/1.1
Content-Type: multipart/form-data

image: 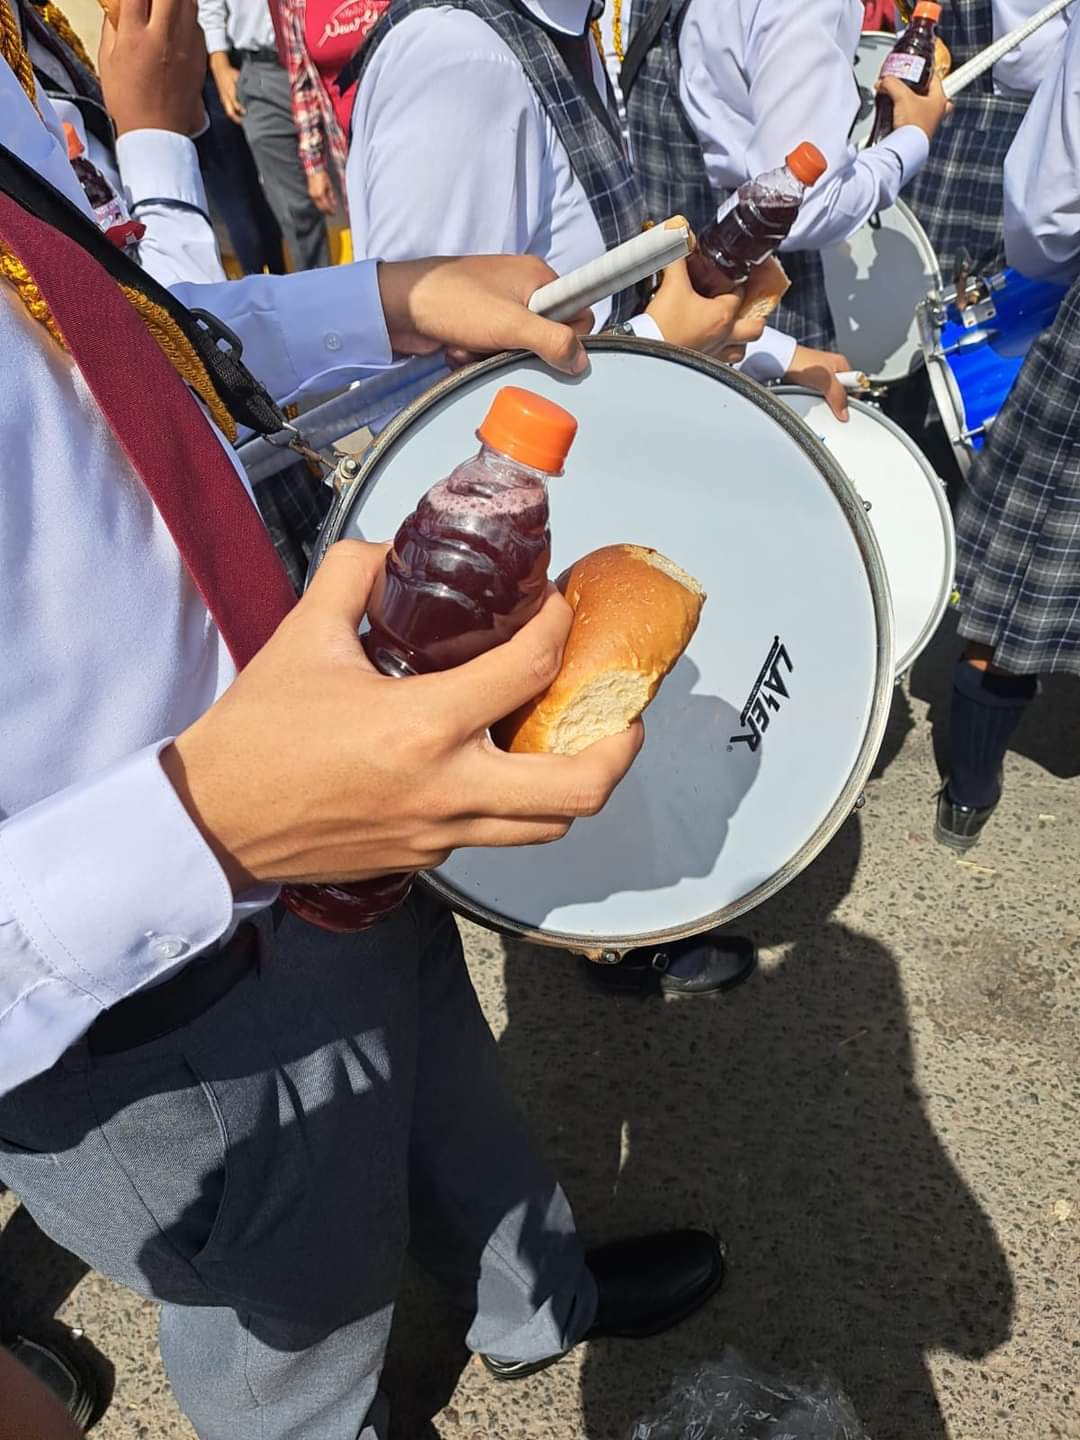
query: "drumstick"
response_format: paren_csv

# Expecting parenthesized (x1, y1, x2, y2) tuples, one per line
(527, 217, 694, 322)
(943, 0, 1074, 98)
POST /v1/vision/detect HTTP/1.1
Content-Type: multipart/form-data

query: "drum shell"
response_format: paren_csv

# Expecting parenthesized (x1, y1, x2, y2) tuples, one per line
(314, 338, 894, 955)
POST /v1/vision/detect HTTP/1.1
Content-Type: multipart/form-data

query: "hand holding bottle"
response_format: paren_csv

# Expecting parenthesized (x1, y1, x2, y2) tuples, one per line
(878, 73, 952, 141)
(645, 258, 765, 359)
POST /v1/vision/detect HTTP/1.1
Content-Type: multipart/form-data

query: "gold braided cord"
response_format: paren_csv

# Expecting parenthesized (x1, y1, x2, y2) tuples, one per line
(40, 0, 95, 72)
(0, 0, 238, 440)
(591, 0, 623, 65)
(1, 0, 39, 109)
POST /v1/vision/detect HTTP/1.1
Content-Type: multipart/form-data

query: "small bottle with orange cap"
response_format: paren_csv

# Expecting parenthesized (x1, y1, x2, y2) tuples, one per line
(687, 142, 829, 296)
(281, 385, 578, 932)
(868, 1, 943, 145)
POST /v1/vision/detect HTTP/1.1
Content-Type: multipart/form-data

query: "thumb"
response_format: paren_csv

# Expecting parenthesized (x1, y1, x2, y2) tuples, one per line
(658, 255, 694, 299)
(511, 308, 589, 375)
(877, 76, 910, 101)
(301, 538, 390, 631)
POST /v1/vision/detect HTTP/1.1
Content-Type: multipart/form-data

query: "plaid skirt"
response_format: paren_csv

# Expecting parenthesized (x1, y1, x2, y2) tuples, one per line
(904, 91, 1029, 284)
(253, 459, 334, 595)
(770, 249, 838, 353)
(954, 275, 1080, 676)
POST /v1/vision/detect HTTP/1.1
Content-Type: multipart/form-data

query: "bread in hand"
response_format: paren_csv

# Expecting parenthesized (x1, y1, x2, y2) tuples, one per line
(934, 37, 952, 79)
(495, 544, 705, 756)
(738, 255, 791, 323)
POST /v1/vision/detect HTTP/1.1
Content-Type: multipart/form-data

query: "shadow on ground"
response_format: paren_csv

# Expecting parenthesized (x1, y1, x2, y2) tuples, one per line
(494, 817, 1014, 1440)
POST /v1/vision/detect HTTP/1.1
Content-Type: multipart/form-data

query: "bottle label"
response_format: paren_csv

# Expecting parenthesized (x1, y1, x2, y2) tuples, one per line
(881, 52, 927, 83)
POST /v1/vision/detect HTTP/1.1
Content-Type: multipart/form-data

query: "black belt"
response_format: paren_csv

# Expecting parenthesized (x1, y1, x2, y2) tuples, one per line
(238, 47, 281, 64)
(87, 924, 258, 1056)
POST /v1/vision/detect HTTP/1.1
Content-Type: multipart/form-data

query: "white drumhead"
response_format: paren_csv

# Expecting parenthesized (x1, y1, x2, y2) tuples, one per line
(321, 341, 892, 951)
(849, 33, 898, 148)
(775, 388, 955, 675)
(821, 200, 942, 383)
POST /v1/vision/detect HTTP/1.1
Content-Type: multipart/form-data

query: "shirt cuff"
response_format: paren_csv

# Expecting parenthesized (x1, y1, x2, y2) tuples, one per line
(115, 129, 210, 211)
(0, 744, 239, 1027)
(627, 312, 664, 342)
(171, 260, 394, 405)
(881, 125, 930, 183)
(204, 29, 231, 55)
(739, 326, 798, 384)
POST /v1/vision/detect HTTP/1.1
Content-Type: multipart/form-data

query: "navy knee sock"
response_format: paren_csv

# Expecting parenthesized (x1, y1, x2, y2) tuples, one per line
(948, 659, 1038, 808)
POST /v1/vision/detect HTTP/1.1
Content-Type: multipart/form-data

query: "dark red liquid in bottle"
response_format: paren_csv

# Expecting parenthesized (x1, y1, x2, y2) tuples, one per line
(868, 1, 941, 146)
(281, 387, 578, 933)
(688, 142, 827, 295)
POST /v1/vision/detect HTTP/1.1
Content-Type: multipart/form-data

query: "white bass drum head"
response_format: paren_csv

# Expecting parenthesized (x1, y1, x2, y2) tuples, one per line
(776, 388, 955, 675)
(318, 341, 893, 952)
(821, 200, 942, 383)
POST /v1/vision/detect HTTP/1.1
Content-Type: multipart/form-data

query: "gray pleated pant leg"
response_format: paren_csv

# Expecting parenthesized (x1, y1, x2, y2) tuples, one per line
(236, 57, 331, 272)
(0, 892, 595, 1440)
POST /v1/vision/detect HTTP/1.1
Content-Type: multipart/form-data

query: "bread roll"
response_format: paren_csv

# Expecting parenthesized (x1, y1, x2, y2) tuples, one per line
(98, 0, 120, 25)
(495, 545, 705, 756)
(934, 36, 952, 79)
(738, 255, 791, 323)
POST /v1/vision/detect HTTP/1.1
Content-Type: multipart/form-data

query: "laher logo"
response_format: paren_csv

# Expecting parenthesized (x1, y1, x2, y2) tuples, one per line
(729, 637, 793, 751)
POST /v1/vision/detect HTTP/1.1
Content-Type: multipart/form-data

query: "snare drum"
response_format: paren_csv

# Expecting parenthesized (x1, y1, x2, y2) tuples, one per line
(776, 388, 955, 678)
(821, 200, 942, 384)
(849, 32, 897, 150)
(917, 268, 1068, 474)
(314, 339, 893, 955)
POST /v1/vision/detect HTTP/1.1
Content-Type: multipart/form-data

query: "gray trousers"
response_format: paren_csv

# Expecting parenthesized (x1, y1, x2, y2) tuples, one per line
(0, 892, 595, 1439)
(237, 56, 331, 272)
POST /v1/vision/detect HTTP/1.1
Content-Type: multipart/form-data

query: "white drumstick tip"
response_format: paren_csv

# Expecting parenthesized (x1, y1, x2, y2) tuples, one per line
(836, 370, 871, 391)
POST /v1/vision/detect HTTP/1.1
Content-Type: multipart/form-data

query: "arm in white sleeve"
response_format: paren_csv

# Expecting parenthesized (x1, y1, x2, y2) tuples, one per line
(686, 0, 928, 249)
(738, 325, 798, 383)
(170, 260, 395, 405)
(1002, 14, 1080, 282)
(345, 15, 549, 262)
(115, 130, 226, 286)
(992, 0, 1072, 96)
(197, 0, 231, 55)
(0, 744, 239, 1096)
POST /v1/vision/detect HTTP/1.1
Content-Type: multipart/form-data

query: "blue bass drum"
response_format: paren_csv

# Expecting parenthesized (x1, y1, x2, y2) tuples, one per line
(919, 268, 1068, 473)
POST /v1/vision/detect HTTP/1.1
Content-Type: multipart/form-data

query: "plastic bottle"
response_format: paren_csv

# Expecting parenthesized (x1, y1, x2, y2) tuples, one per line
(63, 124, 144, 257)
(868, 1, 941, 146)
(281, 386, 578, 933)
(687, 143, 828, 296)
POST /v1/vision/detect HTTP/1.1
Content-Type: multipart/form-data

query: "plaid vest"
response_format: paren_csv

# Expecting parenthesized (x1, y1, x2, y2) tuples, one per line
(621, 0, 714, 233)
(343, 0, 647, 324)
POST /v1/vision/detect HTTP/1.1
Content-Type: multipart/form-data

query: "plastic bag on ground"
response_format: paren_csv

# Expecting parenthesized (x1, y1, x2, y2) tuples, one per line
(628, 1348, 869, 1439)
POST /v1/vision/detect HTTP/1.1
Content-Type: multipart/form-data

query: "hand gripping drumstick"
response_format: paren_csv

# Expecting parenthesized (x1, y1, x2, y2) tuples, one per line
(527, 217, 694, 322)
(943, 0, 1074, 98)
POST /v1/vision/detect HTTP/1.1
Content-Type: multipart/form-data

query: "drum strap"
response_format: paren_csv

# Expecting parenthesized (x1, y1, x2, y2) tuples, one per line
(0, 141, 290, 441)
(0, 171, 297, 667)
(620, 0, 672, 97)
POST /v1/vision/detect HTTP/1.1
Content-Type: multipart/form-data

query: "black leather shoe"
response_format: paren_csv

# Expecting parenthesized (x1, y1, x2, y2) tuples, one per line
(3, 1331, 102, 1430)
(584, 934, 756, 998)
(481, 1229, 724, 1382)
(935, 785, 999, 851)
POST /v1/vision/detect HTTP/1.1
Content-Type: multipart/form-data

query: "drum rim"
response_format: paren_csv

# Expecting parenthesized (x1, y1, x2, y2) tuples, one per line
(774, 385, 957, 676)
(315, 336, 895, 955)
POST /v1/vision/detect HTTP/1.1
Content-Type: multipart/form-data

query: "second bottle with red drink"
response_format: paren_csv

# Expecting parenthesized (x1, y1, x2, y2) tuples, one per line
(868, 1, 942, 146)
(687, 141, 828, 296)
(281, 385, 579, 933)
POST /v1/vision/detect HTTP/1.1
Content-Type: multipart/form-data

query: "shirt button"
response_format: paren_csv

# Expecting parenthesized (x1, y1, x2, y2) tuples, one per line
(325, 331, 343, 352)
(150, 934, 188, 962)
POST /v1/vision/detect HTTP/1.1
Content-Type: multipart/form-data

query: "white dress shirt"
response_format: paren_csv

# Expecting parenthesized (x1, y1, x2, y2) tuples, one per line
(198, 0, 277, 55)
(1002, 5, 1080, 283)
(0, 66, 396, 1097)
(345, 0, 797, 378)
(28, 35, 224, 287)
(991, 0, 1074, 98)
(674, 0, 929, 252)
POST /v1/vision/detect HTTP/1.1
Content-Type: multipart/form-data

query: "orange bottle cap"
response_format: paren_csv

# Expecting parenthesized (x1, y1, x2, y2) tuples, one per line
(785, 141, 827, 187)
(477, 385, 578, 474)
(914, 1, 942, 17)
(62, 122, 85, 161)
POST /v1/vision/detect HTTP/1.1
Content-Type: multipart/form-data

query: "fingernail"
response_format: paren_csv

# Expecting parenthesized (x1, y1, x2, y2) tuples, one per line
(571, 348, 588, 375)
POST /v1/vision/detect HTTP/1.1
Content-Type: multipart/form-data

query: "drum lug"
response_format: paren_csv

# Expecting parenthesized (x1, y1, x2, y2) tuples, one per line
(586, 949, 624, 965)
(862, 498, 873, 512)
(330, 452, 363, 495)
(853, 792, 866, 811)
